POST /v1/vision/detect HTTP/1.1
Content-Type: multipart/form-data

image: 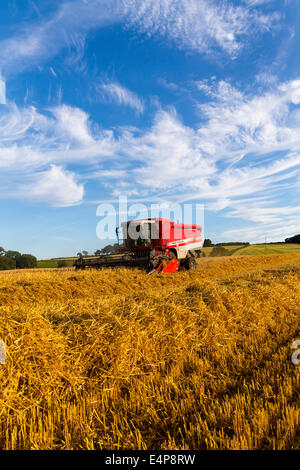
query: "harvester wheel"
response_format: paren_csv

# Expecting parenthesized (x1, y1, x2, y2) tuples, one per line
(185, 256, 197, 270)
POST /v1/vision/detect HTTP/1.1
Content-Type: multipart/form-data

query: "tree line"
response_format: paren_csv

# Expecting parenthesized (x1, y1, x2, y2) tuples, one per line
(203, 239, 250, 247)
(285, 234, 300, 244)
(0, 248, 37, 270)
(78, 244, 120, 257)
(205, 235, 300, 247)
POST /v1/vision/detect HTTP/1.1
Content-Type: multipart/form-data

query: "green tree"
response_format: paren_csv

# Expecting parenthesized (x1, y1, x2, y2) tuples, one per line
(215, 242, 249, 246)
(101, 244, 114, 254)
(0, 256, 16, 270)
(203, 239, 212, 247)
(285, 234, 300, 244)
(5, 250, 22, 264)
(101, 243, 119, 254)
(17, 254, 37, 269)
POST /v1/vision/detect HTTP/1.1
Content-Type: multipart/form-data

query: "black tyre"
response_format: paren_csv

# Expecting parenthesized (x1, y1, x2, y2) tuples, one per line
(186, 256, 197, 270)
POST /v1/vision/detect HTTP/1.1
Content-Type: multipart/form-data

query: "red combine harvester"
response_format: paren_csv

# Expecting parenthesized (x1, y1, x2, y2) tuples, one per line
(75, 218, 203, 273)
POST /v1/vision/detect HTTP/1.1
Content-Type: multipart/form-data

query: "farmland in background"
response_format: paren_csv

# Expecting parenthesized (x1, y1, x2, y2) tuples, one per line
(231, 243, 300, 256)
(37, 243, 300, 267)
(201, 243, 300, 257)
(201, 245, 244, 256)
(0, 253, 299, 450)
(37, 258, 77, 268)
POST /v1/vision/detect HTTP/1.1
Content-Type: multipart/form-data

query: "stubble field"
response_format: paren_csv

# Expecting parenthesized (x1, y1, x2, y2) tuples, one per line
(0, 253, 299, 450)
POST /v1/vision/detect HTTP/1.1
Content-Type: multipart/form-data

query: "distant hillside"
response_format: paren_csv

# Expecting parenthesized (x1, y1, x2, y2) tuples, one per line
(231, 243, 300, 256)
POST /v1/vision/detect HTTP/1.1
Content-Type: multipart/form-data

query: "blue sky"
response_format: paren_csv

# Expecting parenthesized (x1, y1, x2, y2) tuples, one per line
(1, 0, 300, 258)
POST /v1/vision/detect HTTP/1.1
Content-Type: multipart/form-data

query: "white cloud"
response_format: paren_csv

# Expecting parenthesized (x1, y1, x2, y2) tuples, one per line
(121, 109, 216, 188)
(0, 0, 120, 74)
(50, 67, 57, 78)
(195, 79, 300, 163)
(99, 82, 144, 114)
(0, 101, 117, 167)
(0, 99, 113, 205)
(0, 1, 292, 241)
(0, 104, 34, 144)
(255, 72, 278, 86)
(23, 164, 84, 206)
(1, 76, 300, 225)
(0, 0, 279, 74)
(0, 74, 6, 104)
(222, 213, 300, 243)
(124, 0, 276, 57)
(228, 203, 300, 225)
(51, 105, 94, 145)
(102, 79, 300, 208)
(244, 0, 274, 5)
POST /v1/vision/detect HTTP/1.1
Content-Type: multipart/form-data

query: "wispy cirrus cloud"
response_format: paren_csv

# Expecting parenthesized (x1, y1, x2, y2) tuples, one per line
(124, 0, 278, 57)
(222, 201, 300, 242)
(0, 0, 121, 74)
(99, 82, 144, 114)
(117, 78, 300, 202)
(244, 0, 275, 6)
(0, 74, 6, 105)
(1, 73, 300, 242)
(0, 0, 280, 75)
(227, 203, 300, 225)
(194, 78, 300, 162)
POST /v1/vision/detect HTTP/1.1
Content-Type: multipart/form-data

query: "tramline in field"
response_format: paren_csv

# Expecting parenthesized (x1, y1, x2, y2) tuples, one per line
(75, 218, 203, 273)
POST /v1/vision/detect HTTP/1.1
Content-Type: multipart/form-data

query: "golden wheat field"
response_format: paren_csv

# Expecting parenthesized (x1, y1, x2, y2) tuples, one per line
(0, 253, 299, 450)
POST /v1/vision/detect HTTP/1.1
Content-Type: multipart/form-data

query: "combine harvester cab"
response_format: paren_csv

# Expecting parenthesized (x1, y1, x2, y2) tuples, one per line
(75, 218, 203, 274)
